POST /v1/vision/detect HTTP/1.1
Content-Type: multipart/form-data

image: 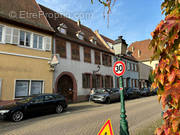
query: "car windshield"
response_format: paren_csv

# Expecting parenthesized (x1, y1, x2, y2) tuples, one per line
(17, 96, 34, 103)
(95, 89, 108, 94)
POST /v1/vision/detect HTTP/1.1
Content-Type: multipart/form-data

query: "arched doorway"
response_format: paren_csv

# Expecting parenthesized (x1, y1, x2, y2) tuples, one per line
(55, 72, 77, 102)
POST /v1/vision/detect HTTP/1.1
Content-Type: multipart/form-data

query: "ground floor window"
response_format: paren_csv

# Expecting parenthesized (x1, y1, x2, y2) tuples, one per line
(15, 80, 43, 98)
(82, 74, 91, 88)
(105, 76, 111, 88)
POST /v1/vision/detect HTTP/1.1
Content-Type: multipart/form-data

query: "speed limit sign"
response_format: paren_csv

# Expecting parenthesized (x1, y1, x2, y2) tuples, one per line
(113, 61, 126, 77)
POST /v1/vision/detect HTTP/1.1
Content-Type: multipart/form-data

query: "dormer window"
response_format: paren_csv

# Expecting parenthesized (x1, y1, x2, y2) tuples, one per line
(132, 46, 135, 52)
(76, 31, 84, 40)
(57, 23, 67, 35)
(138, 49, 141, 57)
(89, 36, 97, 45)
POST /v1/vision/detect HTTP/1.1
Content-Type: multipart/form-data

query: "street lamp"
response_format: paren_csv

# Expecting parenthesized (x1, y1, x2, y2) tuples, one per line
(114, 36, 129, 135)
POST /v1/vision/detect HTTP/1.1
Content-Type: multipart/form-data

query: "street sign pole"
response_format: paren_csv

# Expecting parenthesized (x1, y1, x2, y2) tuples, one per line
(113, 59, 129, 135)
(119, 76, 129, 135)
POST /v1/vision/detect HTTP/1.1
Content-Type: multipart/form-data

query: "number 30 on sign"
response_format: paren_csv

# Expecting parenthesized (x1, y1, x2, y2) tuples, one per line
(113, 61, 126, 77)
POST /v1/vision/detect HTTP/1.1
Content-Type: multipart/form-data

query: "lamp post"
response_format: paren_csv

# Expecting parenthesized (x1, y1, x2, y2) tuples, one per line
(118, 57, 129, 135)
(113, 36, 129, 135)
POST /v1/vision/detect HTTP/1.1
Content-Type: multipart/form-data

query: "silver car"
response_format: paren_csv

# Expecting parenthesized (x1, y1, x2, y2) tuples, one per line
(92, 88, 120, 104)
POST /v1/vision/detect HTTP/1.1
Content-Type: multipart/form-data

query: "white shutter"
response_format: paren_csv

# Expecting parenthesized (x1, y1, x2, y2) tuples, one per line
(12, 28, 19, 45)
(5, 26, 12, 43)
(44, 37, 51, 51)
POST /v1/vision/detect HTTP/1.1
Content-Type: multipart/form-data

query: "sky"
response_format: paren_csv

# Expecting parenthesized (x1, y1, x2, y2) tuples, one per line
(37, 0, 164, 45)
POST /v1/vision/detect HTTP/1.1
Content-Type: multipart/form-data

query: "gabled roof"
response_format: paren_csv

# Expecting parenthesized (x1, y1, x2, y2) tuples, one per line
(100, 34, 115, 44)
(40, 5, 113, 54)
(128, 39, 153, 61)
(0, 0, 54, 32)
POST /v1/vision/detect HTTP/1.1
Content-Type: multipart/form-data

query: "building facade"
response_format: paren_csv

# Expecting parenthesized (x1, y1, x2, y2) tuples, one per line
(40, 5, 115, 102)
(0, 0, 54, 103)
(95, 32, 139, 89)
(128, 39, 159, 69)
(138, 62, 152, 88)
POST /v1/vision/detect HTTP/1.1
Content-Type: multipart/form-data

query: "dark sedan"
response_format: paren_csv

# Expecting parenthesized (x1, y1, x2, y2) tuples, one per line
(0, 94, 67, 122)
(92, 88, 120, 104)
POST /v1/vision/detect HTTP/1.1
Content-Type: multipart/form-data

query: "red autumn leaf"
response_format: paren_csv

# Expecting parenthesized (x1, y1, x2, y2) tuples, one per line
(155, 128, 164, 135)
(173, 56, 179, 69)
(172, 119, 180, 133)
(167, 70, 176, 83)
(159, 59, 167, 72)
(159, 73, 165, 85)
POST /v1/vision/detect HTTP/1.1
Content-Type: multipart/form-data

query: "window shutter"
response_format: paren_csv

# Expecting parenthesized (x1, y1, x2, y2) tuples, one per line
(12, 28, 19, 45)
(44, 37, 51, 51)
(5, 27, 12, 43)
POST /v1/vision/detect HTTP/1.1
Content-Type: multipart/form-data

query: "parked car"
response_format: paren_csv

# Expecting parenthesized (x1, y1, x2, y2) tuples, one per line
(133, 88, 141, 98)
(140, 88, 150, 97)
(125, 87, 140, 99)
(92, 88, 120, 104)
(0, 94, 67, 122)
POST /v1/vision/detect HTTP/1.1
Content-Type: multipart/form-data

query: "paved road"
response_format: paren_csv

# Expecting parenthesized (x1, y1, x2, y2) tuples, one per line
(0, 96, 162, 135)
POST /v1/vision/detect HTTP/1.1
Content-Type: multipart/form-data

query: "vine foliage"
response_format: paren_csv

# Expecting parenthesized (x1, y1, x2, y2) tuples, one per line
(150, 0, 180, 134)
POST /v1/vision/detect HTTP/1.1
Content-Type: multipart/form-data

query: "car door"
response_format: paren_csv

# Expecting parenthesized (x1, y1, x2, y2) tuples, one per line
(27, 96, 45, 114)
(43, 95, 56, 112)
(109, 89, 118, 101)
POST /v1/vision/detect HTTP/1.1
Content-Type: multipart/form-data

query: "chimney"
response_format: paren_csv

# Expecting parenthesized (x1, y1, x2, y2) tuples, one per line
(77, 19, 81, 27)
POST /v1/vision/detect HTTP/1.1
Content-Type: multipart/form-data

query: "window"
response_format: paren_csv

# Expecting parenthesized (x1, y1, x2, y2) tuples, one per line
(102, 53, 109, 66)
(92, 75, 101, 88)
(60, 28, 66, 35)
(31, 81, 43, 95)
(20, 31, 31, 47)
(33, 34, 43, 49)
(15, 80, 29, 98)
(76, 31, 84, 40)
(132, 46, 135, 52)
(44, 95, 55, 101)
(84, 47, 91, 63)
(71, 43, 80, 60)
(57, 23, 67, 35)
(101, 76, 104, 88)
(111, 76, 113, 88)
(134, 64, 137, 71)
(82, 74, 91, 88)
(105, 76, 111, 88)
(15, 80, 43, 98)
(127, 62, 130, 70)
(132, 63, 134, 71)
(90, 37, 97, 45)
(56, 38, 66, 58)
(31, 96, 44, 103)
(96, 75, 101, 88)
(108, 56, 112, 66)
(138, 50, 141, 57)
(95, 50, 101, 65)
(0, 26, 2, 42)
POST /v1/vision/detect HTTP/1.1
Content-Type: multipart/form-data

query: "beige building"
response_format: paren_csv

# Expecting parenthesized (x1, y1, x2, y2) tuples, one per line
(128, 39, 159, 70)
(0, 0, 54, 103)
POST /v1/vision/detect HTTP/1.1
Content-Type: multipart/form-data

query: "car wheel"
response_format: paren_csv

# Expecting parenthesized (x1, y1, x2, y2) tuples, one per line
(105, 98, 111, 104)
(11, 111, 24, 122)
(56, 104, 63, 114)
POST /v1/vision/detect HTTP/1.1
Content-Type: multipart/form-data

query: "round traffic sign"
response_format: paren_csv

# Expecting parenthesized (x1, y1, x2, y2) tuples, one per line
(113, 61, 126, 77)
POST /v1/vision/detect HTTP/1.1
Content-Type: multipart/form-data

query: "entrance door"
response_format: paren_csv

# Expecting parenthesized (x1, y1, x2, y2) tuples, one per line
(57, 75, 73, 102)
